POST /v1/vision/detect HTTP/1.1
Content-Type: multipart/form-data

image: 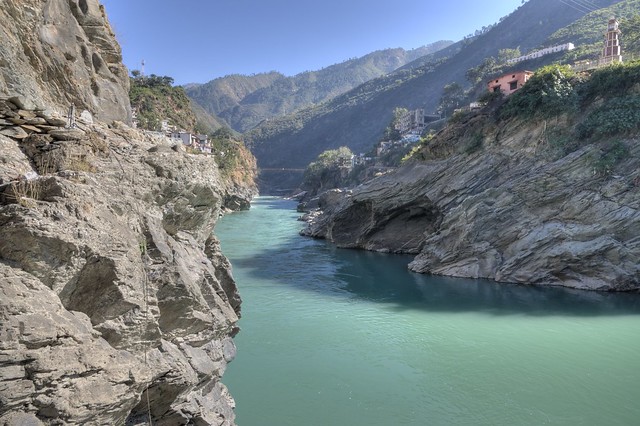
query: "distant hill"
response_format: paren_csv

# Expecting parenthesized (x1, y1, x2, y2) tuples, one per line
(129, 74, 197, 132)
(185, 42, 453, 132)
(245, 0, 626, 191)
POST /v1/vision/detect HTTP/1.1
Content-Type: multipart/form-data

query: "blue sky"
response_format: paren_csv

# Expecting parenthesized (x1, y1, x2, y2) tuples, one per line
(101, 0, 525, 85)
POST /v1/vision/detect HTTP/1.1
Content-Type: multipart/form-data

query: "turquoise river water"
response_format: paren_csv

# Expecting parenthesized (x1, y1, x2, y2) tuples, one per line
(216, 197, 640, 426)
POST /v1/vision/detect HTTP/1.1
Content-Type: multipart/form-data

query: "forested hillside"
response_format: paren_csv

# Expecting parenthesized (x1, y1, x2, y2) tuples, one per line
(129, 73, 226, 134)
(246, 0, 625, 191)
(185, 42, 452, 132)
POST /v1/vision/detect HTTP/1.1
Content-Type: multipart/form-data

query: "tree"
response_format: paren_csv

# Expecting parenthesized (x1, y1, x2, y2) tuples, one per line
(212, 127, 234, 140)
(438, 83, 465, 117)
(501, 65, 577, 119)
(466, 57, 498, 85)
(302, 147, 353, 193)
(621, 15, 640, 55)
(497, 48, 521, 63)
(383, 107, 408, 141)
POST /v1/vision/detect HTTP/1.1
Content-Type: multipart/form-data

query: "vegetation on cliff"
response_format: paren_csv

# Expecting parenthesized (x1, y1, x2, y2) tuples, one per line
(129, 73, 197, 131)
(129, 73, 224, 134)
(210, 128, 257, 188)
(410, 61, 640, 178)
(301, 147, 354, 196)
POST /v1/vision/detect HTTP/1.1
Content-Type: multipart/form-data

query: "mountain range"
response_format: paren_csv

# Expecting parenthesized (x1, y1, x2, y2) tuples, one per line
(185, 42, 453, 133)
(236, 0, 635, 191)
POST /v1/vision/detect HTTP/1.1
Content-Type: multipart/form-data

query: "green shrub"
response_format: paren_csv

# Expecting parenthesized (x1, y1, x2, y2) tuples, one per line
(477, 90, 503, 105)
(576, 96, 640, 139)
(500, 65, 578, 119)
(578, 61, 640, 103)
(463, 132, 484, 154)
(589, 139, 629, 176)
(547, 131, 581, 158)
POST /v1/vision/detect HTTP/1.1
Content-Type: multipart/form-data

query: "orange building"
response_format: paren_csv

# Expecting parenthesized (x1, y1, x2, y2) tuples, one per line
(487, 70, 534, 96)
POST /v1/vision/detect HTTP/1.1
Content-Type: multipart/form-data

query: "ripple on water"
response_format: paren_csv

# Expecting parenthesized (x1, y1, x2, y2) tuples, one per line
(219, 197, 640, 426)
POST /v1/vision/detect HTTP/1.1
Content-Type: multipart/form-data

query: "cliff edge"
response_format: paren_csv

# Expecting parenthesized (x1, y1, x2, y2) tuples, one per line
(0, 1, 257, 424)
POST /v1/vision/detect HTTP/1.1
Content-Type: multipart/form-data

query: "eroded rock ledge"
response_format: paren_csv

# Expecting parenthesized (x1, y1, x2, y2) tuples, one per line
(0, 96, 256, 425)
(301, 127, 640, 292)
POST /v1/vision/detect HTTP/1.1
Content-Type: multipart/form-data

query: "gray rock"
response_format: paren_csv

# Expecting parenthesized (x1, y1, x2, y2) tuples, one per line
(48, 128, 85, 141)
(303, 128, 640, 291)
(0, 124, 256, 424)
(0, 126, 28, 139)
(79, 110, 94, 124)
(25, 117, 47, 125)
(0, 0, 131, 123)
(19, 124, 42, 134)
(8, 117, 26, 125)
(17, 109, 36, 119)
(45, 117, 67, 127)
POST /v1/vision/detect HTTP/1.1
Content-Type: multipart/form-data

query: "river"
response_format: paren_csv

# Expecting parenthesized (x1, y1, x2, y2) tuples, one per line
(216, 197, 640, 426)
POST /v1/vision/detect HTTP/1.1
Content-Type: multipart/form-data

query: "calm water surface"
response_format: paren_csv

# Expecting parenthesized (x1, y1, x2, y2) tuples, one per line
(217, 197, 640, 426)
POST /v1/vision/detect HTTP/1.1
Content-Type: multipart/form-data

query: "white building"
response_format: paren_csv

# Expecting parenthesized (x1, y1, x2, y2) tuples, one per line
(506, 43, 575, 64)
(170, 131, 195, 146)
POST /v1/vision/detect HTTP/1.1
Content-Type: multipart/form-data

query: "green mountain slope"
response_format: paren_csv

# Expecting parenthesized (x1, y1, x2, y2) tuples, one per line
(246, 0, 625, 191)
(129, 74, 225, 134)
(129, 74, 197, 132)
(185, 42, 452, 132)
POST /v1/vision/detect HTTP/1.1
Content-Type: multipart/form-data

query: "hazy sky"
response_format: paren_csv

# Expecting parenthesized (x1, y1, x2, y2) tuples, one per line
(101, 0, 524, 85)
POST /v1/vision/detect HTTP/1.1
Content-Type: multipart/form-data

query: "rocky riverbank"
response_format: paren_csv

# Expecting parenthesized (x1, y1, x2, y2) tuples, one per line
(301, 113, 640, 292)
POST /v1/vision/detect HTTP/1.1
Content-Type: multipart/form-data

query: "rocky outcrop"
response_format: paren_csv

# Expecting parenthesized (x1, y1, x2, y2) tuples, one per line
(0, 0, 131, 123)
(0, 96, 257, 424)
(302, 116, 640, 291)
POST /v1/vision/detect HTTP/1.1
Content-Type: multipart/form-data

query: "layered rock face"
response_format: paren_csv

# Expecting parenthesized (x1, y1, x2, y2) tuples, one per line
(0, 94, 256, 424)
(302, 116, 640, 291)
(0, 0, 131, 123)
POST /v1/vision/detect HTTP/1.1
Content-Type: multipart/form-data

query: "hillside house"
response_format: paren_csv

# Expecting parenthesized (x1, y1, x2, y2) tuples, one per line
(488, 70, 534, 96)
(197, 134, 212, 154)
(395, 109, 427, 135)
(170, 131, 196, 146)
(351, 153, 373, 167)
(169, 131, 211, 153)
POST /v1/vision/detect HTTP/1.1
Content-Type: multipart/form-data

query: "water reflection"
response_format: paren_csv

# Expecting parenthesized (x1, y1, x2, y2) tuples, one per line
(228, 198, 640, 316)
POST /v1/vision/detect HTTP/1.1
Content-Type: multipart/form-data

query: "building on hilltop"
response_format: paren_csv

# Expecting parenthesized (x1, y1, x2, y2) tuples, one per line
(602, 17, 622, 65)
(487, 70, 534, 96)
(572, 17, 624, 72)
(394, 109, 441, 137)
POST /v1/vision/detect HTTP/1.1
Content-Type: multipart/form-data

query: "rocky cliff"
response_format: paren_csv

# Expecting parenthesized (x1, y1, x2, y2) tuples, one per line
(0, 96, 256, 424)
(0, 1, 257, 424)
(0, 0, 131, 123)
(302, 111, 640, 292)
